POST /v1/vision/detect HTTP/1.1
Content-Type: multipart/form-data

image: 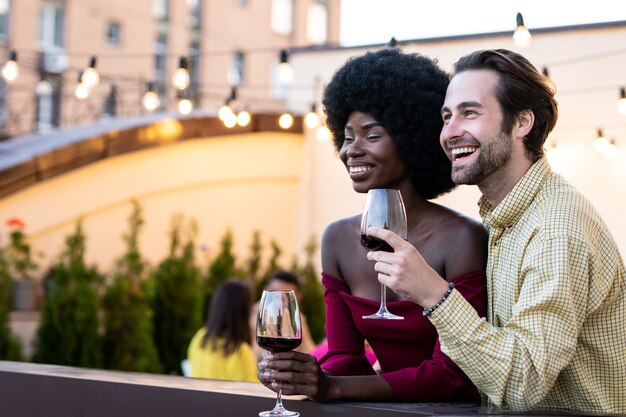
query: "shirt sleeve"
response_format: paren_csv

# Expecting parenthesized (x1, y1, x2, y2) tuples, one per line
(431, 236, 590, 409)
(381, 271, 485, 402)
(318, 273, 376, 376)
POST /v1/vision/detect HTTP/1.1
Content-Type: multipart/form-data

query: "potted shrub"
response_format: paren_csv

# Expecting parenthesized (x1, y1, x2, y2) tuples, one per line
(32, 220, 103, 368)
(4, 217, 40, 311)
(0, 246, 23, 360)
(152, 214, 202, 374)
(102, 201, 162, 373)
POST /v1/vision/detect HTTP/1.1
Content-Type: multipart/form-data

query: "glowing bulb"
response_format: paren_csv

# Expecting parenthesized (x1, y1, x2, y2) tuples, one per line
(223, 112, 237, 128)
(595, 129, 609, 153)
(142, 83, 160, 111)
(178, 98, 193, 114)
(172, 57, 190, 90)
(278, 50, 293, 84)
(237, 110, 251, 127)
(81, 57, 100, 89)
(75, 83, 89, 100)
(513, 13, 531, 48)
(279, 113, 294, 129)
(1, 51, 18, 83)
(218, 104, 233, 120)
(305, 110, 320, 128)
(316, 126, 331, 142)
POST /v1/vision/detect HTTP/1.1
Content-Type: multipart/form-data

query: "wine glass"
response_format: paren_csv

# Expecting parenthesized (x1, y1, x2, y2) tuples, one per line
(256, 289, 303, 417)
(360, 188, 408, 320)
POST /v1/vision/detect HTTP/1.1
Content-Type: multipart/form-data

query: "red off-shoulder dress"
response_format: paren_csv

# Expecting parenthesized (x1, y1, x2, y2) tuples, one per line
(318, 270, 486, 402)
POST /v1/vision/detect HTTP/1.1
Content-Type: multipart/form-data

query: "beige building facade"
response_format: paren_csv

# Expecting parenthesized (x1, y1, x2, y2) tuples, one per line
(0, 0, 340, 138)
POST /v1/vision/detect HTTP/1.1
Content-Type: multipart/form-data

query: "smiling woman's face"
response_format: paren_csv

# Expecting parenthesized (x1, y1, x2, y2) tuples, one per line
(339, 111, 410, 193)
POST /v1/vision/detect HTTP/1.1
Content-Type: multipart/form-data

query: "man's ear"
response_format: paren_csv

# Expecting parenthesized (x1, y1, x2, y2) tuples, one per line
(515, 110, 534, 138)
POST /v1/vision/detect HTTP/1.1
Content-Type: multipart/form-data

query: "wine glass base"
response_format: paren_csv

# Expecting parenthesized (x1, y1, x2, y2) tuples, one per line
(259, 409, 300, 417)
(362, 312, 404, 320)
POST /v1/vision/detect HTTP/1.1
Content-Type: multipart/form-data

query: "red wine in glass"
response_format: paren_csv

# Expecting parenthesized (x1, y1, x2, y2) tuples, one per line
(257, 336, 302, 353)
(360, 189, 407, 320)
(256, 289, 302, 417)
(360, 234, 394, 252)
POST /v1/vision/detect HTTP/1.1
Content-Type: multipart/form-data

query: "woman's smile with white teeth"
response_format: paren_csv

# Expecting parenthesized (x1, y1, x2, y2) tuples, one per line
(349, 166, 373, 174)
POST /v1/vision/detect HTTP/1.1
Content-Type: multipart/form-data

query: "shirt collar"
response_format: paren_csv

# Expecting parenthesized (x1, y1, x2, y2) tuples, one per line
(478, 156, 552, 229)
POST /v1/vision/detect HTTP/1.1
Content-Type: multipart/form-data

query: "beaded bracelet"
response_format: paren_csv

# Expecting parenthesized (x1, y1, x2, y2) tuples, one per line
(422, 282, 455, 317)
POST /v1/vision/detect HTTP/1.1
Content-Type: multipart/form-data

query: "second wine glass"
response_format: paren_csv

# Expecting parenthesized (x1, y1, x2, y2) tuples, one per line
(360, 188, 407, 320)
(256, 289, 302, 417)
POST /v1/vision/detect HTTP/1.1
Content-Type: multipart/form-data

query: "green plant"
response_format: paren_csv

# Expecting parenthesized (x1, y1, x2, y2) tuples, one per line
(32, 221, 102, 367)
(102, 201, 162, 373)
(203, 229, 243, 312)
(0, 247, 23, 361)
(293, 235, 325, 344)
(254, 238, 283, 300)
(4, 217, 39, 279)
(152, 214, 202, 374)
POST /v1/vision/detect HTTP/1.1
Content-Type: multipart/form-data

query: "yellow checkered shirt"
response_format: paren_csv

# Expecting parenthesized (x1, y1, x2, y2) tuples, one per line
(430, 157, 626, 413)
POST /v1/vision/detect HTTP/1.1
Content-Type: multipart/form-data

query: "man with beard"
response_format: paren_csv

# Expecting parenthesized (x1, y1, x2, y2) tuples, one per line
(366, 49, 625, 414)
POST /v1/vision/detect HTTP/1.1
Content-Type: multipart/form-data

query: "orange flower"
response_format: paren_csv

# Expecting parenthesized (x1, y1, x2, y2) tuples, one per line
(7, 217, 26, 229)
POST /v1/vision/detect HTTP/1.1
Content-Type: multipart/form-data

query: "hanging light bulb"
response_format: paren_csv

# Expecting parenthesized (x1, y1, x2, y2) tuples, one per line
(278, 50, 294, 84)
(618, 87, 626, 115)
(513, 12, 532, 48)
(237, 110, 251, 127)
(595, 128, 609, 153)
(603, 139, 618, 160)
(223, 112, 237, 128)
(279, 112, 294, 129)
(75, 72, 90, 100)
(1, 50, 19, 83)
(388, 37, 399, 48)
(542, 66, 550, 78)
(316, 125, 331, 142)
(218, 103, 233, 120)
(142, 82, 160, 112)
(172, 57, 190, 90)
(178, 97, 193, 115)
(304, 104, 320, 128)
(81, 56, 100, 89)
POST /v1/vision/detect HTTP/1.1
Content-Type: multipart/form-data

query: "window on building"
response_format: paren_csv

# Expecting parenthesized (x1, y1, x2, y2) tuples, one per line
(153, 0, 169, 21)
(186, 0, 201, 29)
(188, 40, 200, 103)
(0, 0, 10, 40)
(228, 51, 245, 86)
(154, 32, 167, 97)
(271, 0, 293, 36)
(307, 1, 328, 45)
(35, 76, 61, 131)
(102, 84, 117, 118)
(39, 1, 65, 49)
(106, 21, 122, 45)
(234, 0, 248, 5)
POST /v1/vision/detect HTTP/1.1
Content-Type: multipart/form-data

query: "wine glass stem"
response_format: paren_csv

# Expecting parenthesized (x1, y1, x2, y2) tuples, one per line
(380, 283, 388, 311)
(275, 389, 284, 410)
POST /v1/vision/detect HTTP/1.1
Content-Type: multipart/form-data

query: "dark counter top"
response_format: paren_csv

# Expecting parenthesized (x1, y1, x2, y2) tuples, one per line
(0, 361, 622, 417)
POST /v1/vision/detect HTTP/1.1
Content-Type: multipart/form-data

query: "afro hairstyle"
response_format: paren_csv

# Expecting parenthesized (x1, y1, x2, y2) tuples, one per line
(322, 48, 455, 199)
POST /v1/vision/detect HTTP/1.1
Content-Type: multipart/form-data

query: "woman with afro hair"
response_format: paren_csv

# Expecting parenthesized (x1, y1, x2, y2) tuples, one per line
(258, 48, 488, 403)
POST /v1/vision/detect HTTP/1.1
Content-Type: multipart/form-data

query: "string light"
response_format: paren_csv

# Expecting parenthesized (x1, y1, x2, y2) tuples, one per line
(172, 56, 190, 90)
(1, 50, 19, 83)
(595, 128, 609, 153)
(223, 112, 237, 128)
(304, 104, 320, 128)
(236, 109, 251, 127)
(316, 125, 331, 142)
(513, 12, 532, 48)
(388, 37, 399, 48)
(75, 72, 90, 100)
(542, 66, 550, 78)
(278, 49, 294, 84)
(618, 87, 626, 115)
(278, 112, 294, 129)
(178, 96, 193, 114)
(218, 86, 238, 121)
(81, 56, 100, 89)
(142, 82, 160, 112)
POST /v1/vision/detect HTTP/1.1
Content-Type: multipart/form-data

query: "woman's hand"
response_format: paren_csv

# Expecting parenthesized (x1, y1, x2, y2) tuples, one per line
(366, 227, 450, 308)
(258, 351, 335, 402)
